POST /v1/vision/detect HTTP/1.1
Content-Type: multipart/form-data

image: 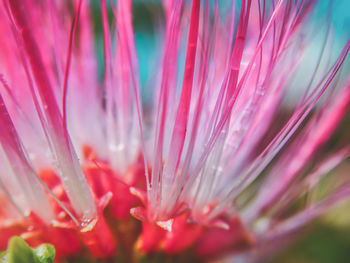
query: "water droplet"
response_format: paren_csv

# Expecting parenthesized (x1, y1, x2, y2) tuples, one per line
(80, 217, 96, 230)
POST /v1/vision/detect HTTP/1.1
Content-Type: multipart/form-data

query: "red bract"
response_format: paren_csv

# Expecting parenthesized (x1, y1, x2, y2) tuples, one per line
(0, 0, 349, 262)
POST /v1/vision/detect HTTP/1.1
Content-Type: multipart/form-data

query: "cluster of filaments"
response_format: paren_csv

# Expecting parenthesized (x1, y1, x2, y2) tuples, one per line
(144, 0, 350, 230)
(0, 0, 349, 244)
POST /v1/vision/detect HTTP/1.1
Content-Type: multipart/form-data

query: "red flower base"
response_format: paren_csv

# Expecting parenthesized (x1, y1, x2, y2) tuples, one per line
(0, 146, 254, 262)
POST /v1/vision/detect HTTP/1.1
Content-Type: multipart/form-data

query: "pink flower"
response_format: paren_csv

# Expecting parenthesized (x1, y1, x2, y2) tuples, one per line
(0, 0, 349, 262)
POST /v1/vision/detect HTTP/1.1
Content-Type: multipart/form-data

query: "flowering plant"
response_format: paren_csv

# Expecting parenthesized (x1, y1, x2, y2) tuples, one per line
(0, 0, 349, 262)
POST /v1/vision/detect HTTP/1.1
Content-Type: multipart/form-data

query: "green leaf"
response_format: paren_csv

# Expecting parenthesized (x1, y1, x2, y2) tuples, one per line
(7, 236, 39, 263)
(0, 237, 55, 263)
(34, 244, 55, 263)
(0, 251, 8, 263)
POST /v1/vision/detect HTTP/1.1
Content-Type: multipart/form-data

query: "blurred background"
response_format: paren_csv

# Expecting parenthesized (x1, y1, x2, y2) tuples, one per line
(265, 0, 350, 262)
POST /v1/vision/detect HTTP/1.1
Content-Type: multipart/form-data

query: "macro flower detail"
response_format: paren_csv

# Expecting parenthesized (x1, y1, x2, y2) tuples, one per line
(0, 0, 349, 262)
